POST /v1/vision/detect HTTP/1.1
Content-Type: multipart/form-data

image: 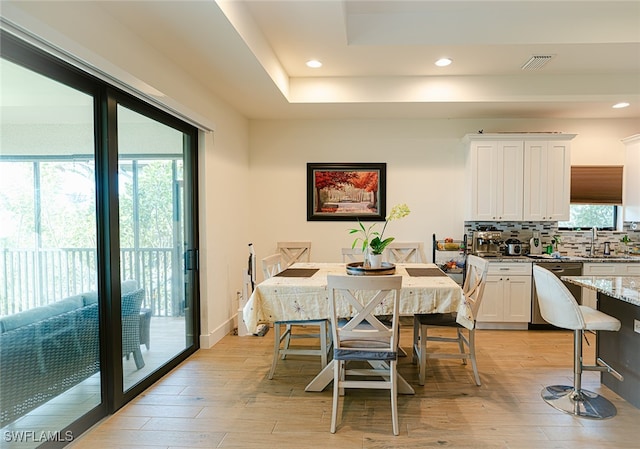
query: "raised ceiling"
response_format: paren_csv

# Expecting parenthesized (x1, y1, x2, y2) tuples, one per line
(6, 1, 640, 120)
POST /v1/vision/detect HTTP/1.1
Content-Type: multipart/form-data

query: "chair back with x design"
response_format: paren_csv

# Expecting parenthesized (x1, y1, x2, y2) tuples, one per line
(385, 242, 425, 263)
(327, 274, 403, 435)
(277, 241, 311, 267)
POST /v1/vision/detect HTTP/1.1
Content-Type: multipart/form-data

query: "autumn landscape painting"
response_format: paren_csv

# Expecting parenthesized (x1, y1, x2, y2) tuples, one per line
(306, 163, 386, 221)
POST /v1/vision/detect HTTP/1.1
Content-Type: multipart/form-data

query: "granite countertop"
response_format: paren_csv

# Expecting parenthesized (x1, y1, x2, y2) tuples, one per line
(479, 254, 640, 263)
(561, 275, 640, 307)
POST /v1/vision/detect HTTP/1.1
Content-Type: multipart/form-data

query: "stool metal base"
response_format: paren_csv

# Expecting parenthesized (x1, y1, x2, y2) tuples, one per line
(542, 385, 617, 419)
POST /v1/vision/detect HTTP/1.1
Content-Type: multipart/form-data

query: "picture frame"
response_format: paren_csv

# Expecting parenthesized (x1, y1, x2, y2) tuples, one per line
(307, 162, 386, 221)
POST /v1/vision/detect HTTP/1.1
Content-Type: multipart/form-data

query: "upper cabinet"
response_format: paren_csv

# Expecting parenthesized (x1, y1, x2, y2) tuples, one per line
(464, 133, 576, 221)
(623, 134, 640, 222)
(466, 139, 523, 221)
(523, 140, 572, 221)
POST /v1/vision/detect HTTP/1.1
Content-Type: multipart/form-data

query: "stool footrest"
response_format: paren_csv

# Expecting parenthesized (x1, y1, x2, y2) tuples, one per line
(595, 357, 624, 381)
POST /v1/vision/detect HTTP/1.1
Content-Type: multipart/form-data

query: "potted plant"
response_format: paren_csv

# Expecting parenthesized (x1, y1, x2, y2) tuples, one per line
(349, 203, 411, 268)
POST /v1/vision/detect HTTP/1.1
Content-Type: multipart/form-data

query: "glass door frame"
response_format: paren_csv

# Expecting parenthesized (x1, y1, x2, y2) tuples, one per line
(1, 29, 200, 440)
(104, 89, 201, 409)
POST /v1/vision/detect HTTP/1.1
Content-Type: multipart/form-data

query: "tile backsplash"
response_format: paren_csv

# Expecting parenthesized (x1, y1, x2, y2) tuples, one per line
(463, 221, 640, 257)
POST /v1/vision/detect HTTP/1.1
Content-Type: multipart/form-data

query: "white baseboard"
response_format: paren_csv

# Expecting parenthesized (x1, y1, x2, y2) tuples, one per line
(199, 316, 236, 348)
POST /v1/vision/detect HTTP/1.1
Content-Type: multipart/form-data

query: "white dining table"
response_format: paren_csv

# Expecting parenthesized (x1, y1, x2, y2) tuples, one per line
(243, 262, 469, 393)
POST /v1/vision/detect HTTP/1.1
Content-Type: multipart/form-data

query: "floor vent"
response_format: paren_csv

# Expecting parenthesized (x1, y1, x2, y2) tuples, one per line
(521, 55, 554, 70)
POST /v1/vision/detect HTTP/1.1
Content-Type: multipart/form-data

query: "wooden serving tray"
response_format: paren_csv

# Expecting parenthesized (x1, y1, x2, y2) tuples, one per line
(346, 262, 396, 276)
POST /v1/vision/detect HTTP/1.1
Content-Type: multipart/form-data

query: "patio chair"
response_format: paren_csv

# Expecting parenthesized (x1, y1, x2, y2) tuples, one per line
(122, 288, 146, 369)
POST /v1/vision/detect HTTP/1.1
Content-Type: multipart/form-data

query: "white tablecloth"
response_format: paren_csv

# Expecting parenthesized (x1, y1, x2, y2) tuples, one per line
(243, 262, 471, 332)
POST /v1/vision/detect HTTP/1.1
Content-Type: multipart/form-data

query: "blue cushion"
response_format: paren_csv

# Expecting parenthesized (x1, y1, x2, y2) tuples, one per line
(0, 295, 83, 332)
(334, 348, 397, 361)
(46, 295, 84, 314)
(121, 279, 138, 294)
(81, 280, 137, 306)
(83, 291, 98, 306)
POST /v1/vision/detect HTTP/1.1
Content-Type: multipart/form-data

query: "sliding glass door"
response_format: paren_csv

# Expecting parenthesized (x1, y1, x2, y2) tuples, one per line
(0, 58, 101, 440)
(116, 105, 194, 391)
(0, 31, 199, 447)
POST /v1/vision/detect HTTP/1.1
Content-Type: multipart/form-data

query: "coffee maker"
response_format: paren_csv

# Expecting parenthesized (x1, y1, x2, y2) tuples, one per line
(472, 230, 502, 257)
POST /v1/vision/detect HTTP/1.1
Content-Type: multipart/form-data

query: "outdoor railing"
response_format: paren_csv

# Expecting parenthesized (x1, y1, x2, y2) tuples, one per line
(0, 248, 182, 317)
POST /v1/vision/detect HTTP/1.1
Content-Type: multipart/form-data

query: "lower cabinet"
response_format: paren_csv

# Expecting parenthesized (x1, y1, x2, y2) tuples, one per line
(477, 262, 532, 329)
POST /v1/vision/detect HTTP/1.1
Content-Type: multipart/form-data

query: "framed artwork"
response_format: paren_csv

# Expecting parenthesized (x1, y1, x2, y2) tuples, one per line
(306, 162, 386, 221)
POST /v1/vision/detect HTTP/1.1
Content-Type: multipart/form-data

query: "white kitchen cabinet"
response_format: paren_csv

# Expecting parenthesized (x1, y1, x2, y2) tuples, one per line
(477, 262, 532, 329)
(464, 133, 575, 222)
(624, 264, 640, 275)
(581, 262, 640, 308)
(466, 139, 523, 221)
(622, 134, 640, 222)
(523, 140, 571, 221)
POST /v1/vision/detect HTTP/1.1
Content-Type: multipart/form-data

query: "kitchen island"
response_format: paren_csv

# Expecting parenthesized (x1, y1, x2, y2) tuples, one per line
(562, 275, 640, 409)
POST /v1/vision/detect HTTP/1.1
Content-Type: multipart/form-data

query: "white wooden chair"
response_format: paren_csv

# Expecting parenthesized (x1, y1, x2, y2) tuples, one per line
(261, 253, 283, 279)
(341, 247, 364, 263)
(277, 241, 311, 267)
(385, 242, 426, 263)
(262, 254, 331, 380)
(532, 265, 622, 419)
(412, 255, 489, 386)
(327, 274, 403, 435)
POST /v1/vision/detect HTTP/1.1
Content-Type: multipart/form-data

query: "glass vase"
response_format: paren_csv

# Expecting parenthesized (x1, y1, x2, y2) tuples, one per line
(363, 246, 371, 268)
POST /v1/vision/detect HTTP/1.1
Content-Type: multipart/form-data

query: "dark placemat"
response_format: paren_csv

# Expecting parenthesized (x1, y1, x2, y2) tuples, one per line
(275, 268, 319, 278)
(406, 267, 448, 277)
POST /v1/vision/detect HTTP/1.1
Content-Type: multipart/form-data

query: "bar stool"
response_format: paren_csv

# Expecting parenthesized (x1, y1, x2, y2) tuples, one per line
(532, 266, 623, 419)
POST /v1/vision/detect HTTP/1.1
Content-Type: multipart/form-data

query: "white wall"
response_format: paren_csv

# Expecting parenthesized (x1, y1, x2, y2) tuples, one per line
(248, 118, 639, 276)
(2, 1, 252, 348)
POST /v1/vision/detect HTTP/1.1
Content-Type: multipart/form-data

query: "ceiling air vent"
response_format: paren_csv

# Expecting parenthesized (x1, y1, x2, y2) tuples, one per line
(521, 55, 554, 70)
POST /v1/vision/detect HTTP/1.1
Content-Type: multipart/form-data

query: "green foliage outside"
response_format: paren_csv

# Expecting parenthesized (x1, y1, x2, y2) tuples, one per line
(119, 160, 180, 248)
(558, 204, 616, 230)
(0, 159, 179, 250)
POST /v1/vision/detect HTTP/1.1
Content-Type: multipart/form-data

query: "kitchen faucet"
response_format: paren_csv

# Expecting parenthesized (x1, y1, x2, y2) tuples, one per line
(589, 226, 598, 256)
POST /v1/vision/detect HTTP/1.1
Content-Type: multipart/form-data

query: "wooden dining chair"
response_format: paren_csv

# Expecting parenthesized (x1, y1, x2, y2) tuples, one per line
(261, 253, 283, 279)
(277, 241, 311, 267)
(385, 241, 426, 263)
(261, 254, 331, 380)
(341, 247, 364, 263)
(327, 274, 403, 435)
(412, 255, 489, 386)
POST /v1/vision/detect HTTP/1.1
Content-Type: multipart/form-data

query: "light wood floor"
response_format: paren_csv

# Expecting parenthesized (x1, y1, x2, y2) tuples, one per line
(69, 326, 639, 449)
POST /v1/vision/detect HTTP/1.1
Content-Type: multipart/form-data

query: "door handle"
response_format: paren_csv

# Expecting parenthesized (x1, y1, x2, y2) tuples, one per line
(185, 249, 199, 271)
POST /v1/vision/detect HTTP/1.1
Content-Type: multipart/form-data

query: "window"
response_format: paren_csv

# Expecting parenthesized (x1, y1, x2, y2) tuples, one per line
(558, 204, 618, 230)
(560, 166, 623, 230)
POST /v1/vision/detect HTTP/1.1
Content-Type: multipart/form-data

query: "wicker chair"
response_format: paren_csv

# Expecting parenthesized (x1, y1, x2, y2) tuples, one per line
(122, 288, 146, 370)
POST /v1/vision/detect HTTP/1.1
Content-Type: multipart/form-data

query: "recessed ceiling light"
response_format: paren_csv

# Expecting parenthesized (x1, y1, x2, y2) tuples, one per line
(306, 60, 322, 68)
(612, 102, 630, 109)
(435, 58, 452, 67)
